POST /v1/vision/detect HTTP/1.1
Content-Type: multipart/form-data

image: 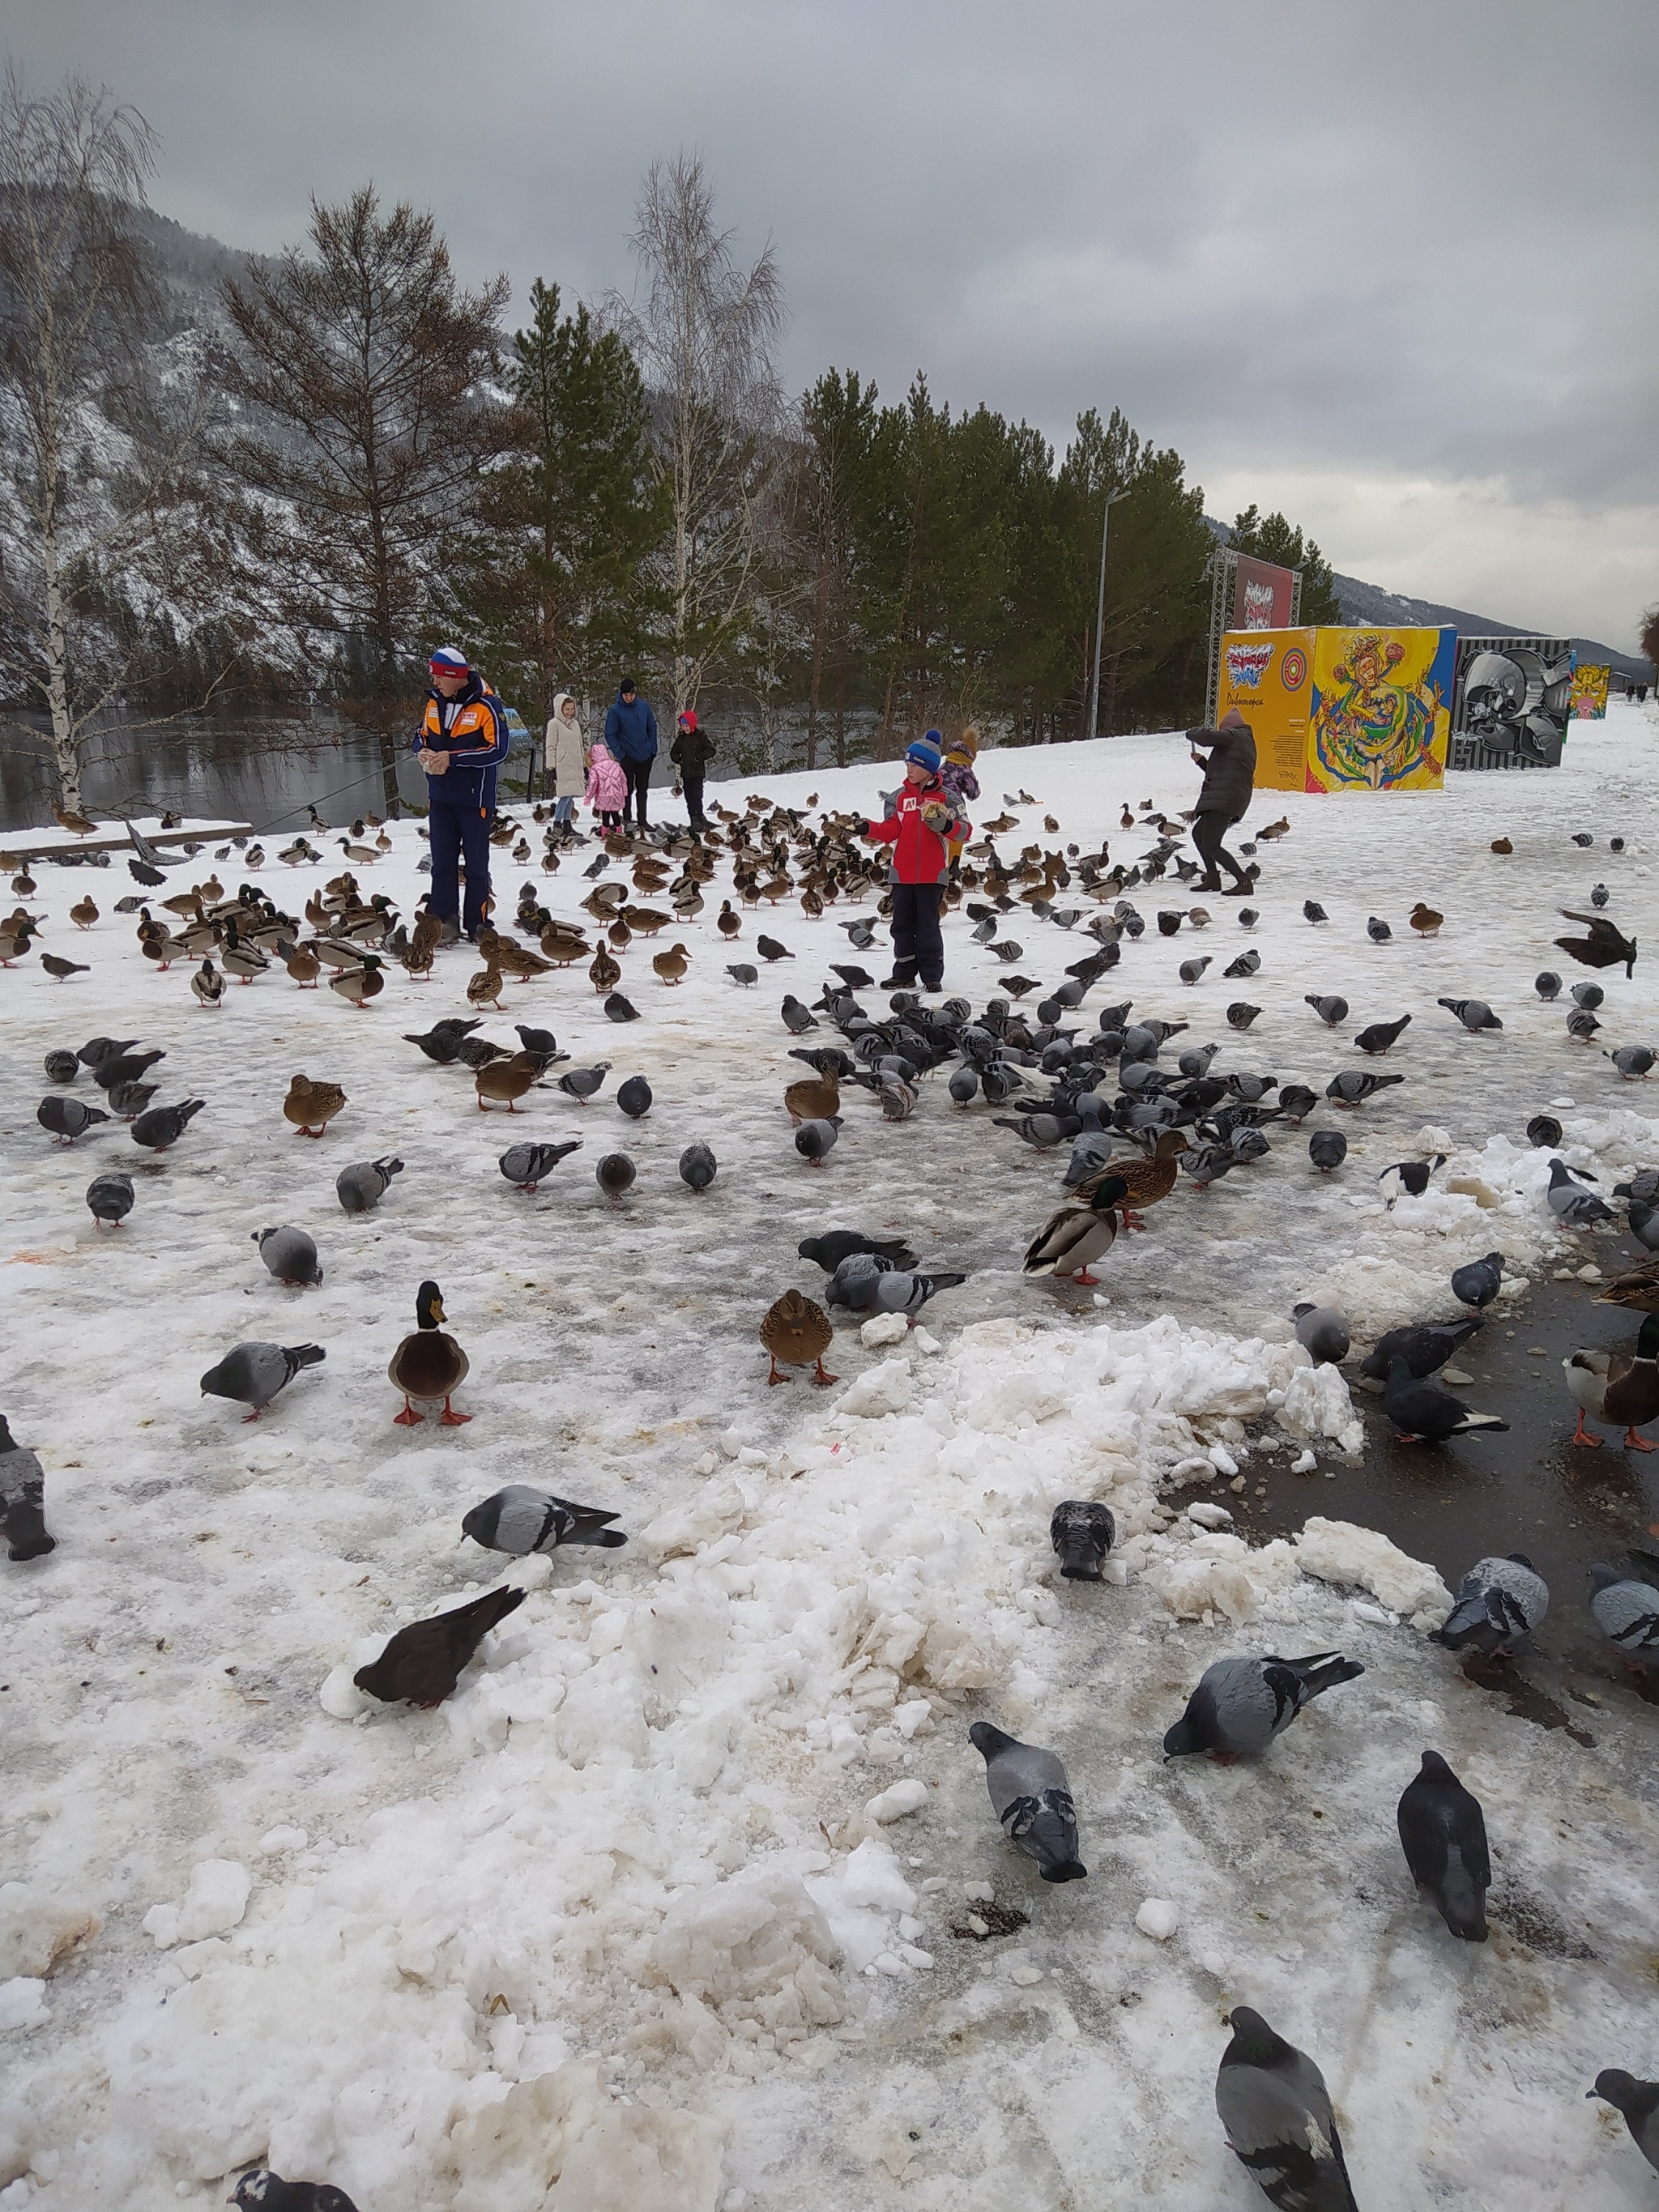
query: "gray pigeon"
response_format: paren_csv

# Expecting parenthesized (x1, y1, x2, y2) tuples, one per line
(967, 1722, 1085, 1882)
(1383, 1359, 1508, 1443)
(780, 995, 818, 1034)
(77, 1035, 139, 1070)
(1627, 1199, 1659, 1252)
(1450, 1251, 1503, 1308)
(37, 1096, 109, 1144)
(1354, 1013, 1411, 1054)
(617, 1075, 652, 1118)
(1431, 1554, 1548, 1655)
(1355, 1317, 1481, 1389)
(0, 1415, 55, 1561)
(1567, 1007, 1602, 1043)
(253, 1225, 322, 1287)
(1367, 915, 1392, 943)
(1227, 1003, 1262, 1031)
(1546, 1157, 1614, 1225)
(1308, 1131, 1347, 1173)
(679, 1142, 717, 1193)
(199, 1341, 325, 1419)
(1533, 971, 1562, 1000)
(85, 1169, 135, 1230)
(1215, 2006, 1358, 2212)
(1063, 1129, 1123, 1189)
(1326, 1069, 1403, 1106)
(948, 1066, 979, 1106)
(45, 1049, 79, 1083)
(1589, 2072, 1659, 2176)
(1437, 995, 1502, 1032)
(336, 1156, 404, 1213)
(1588, 1563, 1659, 1664)
(1397, 1750, 1491, 1941)
(1292, 1304, 1350, 1365)
(595, 1153, 636, 1202)
(603, 992, 639, 1023)
(1304, 995, 1348, 1026)
(1163, 1651, 1364, 1761)
(726, 964, 758, 987)
(462, 1485, 625, 1557)
(557, 1062, 611, 1104)
(106, 1080, 159, 1119)
(498, 1140, 579, 1192)
(1179, 956, 1212, 985)
(1608, 1046, 1656, 1080)
(1572, 981, 1606, 1010)
(131, 1098, 205, 1150)
(795, 1117, 841, 1166)
(992, 1113, 1078, 1151)
(843, 1268, 967, 1317)
(1050, 1499, 1115, 1580)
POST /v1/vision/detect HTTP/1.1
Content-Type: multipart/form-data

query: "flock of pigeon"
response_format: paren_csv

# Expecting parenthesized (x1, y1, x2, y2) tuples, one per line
(4, 780, 1659, 2206)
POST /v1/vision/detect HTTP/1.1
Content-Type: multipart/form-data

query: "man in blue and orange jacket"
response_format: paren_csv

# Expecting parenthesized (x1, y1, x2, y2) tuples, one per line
(412, 646, 510, 942)
(865, 734, 969, 991)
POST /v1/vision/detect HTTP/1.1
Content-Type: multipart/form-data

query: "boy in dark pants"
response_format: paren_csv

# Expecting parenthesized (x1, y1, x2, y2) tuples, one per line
(670, 709, 714, 831)
(866, 737, 969, 990)
(412, 646, 510, 942)
(1184, 707, 1256, 893)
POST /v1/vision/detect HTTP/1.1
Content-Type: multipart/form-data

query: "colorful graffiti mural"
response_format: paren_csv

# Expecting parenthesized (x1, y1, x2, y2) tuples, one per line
(1308, 628, 1456, 791)
(1570, 663, 1610, 720)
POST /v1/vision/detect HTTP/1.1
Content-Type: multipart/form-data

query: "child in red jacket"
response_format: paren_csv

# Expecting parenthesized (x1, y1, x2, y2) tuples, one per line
(866, 736, 968, 991)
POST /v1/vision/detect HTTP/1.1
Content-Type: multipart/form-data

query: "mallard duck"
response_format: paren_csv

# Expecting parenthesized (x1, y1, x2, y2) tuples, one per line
(539, 920, 589, 965)
(1564, 1316, 1659, 1449)
(0, 915, 38, 965)
(652, 943, 689, 985)
(784, 1075, 839, 1125)
(759, 1289, 838, 1387)
(476, 1053, 537, 1111)
(331, 954, 384, 1008)
(276, 938, 321, 987)
(467, 965, 505, 1010)
(389, 1280, 471, 1426)
(191, 957, 224, 1008)
(1022, 1175, 1130, 1286)
(221, 921, 269, 984)
(70, 895, 99, 930)
(284, 1072, 347, 1138)
(589, 944, 621, 994)
(1409, 901, 1443, 937)
(1077, 1127, 1187, 1230)
(1597, 1256, 1659, 1314)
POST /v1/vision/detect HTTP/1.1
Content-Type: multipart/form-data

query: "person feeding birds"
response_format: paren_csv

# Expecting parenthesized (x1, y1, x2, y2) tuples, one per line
(864, 735, 970, 991)
(412, 647, 510, 944)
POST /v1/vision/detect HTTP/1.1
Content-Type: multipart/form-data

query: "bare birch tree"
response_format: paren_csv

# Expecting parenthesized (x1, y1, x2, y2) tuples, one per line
(0, 69, 232, 818)
(608, 152, 785, 719)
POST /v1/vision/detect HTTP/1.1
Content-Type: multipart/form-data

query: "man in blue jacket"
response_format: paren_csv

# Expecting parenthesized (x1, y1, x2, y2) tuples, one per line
(603, 676, 659, 830)
(411, 646, 510, 942)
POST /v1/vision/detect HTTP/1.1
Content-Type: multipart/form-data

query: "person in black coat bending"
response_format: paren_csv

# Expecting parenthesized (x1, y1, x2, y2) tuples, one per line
(670, 710, 715, 832)
(1184, 706, 1256, 893)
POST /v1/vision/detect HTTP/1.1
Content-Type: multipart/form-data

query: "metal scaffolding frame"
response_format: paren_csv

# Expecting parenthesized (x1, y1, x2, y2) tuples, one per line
(1204, 548, 1303, 724)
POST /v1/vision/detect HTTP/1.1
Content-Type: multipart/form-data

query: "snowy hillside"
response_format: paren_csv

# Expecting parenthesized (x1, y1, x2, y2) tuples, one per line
(2, 702, 1659, 2210)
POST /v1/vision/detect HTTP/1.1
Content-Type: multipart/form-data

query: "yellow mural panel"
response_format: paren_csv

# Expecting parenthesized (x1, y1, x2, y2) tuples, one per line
(1216, 628, 1315, 792)
(1307, 627, 1455, 791)
(1570, 663, 1609, 719)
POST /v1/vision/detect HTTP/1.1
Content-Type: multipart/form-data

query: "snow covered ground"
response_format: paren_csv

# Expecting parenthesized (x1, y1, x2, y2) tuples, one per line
(3, 701, 1659, 2210)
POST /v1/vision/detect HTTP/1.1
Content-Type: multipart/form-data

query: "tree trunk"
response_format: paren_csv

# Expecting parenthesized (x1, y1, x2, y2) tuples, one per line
(41, 477, 83, 813)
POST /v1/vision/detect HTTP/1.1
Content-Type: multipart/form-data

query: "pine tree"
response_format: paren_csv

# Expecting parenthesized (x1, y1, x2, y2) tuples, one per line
(1230, 504, 1343, 625)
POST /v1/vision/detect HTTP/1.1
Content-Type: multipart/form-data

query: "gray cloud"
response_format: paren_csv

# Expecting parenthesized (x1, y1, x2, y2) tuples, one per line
(12, 0, 1658, 641)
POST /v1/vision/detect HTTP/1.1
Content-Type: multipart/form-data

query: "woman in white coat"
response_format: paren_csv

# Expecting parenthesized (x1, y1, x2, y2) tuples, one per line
(544, 693, 586, 828)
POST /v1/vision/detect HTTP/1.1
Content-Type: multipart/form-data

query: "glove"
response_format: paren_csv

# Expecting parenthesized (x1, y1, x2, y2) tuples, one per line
(920, 800, 951, 831)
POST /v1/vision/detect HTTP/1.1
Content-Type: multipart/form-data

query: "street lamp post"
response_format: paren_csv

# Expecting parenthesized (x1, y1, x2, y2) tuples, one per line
(1087, 484, 1131, 741)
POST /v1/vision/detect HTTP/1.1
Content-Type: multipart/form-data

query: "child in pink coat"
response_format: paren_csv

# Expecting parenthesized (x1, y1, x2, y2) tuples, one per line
(584, 742, 627, 830)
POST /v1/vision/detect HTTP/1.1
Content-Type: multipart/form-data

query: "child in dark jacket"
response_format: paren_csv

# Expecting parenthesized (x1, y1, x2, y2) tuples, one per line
(670, 710, 715, 832)
(940, 726, 981, 880)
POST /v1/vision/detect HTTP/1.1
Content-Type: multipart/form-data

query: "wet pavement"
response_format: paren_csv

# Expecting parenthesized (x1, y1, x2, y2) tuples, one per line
(1236, 1259, 1659, 1736)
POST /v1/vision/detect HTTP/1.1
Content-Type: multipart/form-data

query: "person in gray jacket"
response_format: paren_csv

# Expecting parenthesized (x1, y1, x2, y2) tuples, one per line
(1185, 706, 1256, 893)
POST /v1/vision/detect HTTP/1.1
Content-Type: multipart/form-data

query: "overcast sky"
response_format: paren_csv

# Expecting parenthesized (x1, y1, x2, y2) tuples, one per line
(11, 0, 1658, 645)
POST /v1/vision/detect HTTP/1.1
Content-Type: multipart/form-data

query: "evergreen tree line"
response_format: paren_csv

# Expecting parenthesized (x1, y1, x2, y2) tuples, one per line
(0, 76, 1338, 810)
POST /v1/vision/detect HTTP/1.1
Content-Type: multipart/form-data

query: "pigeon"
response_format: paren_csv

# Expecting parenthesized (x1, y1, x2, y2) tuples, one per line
(795, 1117, 841, 1166)
(41, 952, 89, 982)
(1292, 1304, 1350, 1365)
(1164, 1652, 1365, 1762)
(1571, 831, 1594, 846)
(1367, 915, 1392, 943)
(1555, 909, 1636, 977)
(1302, 900, 1328, 924)
(825, 1264, 966, 1316)
(1383, 1357, 1508, 1443)
(1397, 1751, 1492, 1941)
(781, 994, 818, 1034)
(1627, 1199, 1659, 1253)
(1225, 1072, 1277, 1103)
(199, 1340, 325, 1419)
(402, 1018, 483, 1063)
(1566, 1007, 1602, 1043)
(726, 962, 758, 987)
(1614, 1169, 1659, 1206)
(1378, 1154, 1447, 1202)
(1608, 1046, 1656, 1080)
(253, 1225, 322, 1287)
(616, 1075, 653, 1118)
(595, 1152, 636, 1202)
(1589, 2073, 1659, 2176)
(498, 1140, 580, 1192)
(1354, 1013, 1411, 1055)
(85, 1169, 135, 1230)
(948, 1065, 979, 1105)
(1308, 1129, 1347, 1173)
(679, 1141, 717, 1193)
(1525, 1114, 1563, 1149)
(131, 1098, 206, 1150)
(1304, 995, 1347, 1026)
(354, 1584, 527, 1707)
(557, 1063, 611, 1104)
(462, 1486, 625, 1558)
(993, 1112, 1081, 1151)
(1546, 1157, 1614, 1226)
(1590, 881, 1610, 908)
(1223, 949, 1261, 978)
(1235, 906, 1258, 928)
(1587, 1562, 1659, 1665)
(230, 2174, 361, 2212)
(1450, 1251, 1503, 1309)
(1226, 1002, 1262, 1032)
(967, 1722, 1085, 1883)
(1355, 1318, 1482, 1391)
(335, 1156, 404, 1213)
(0, 1415, 55, 1561)
(798, 1230, 917, 1272)
(1050, 1499, 1116, 1581)
(1278, 1085, 1318, 1123)
(514, 1023, 559, 1059)
(1325, 1069, 1402, 1106)
(1533, 971, 1562, 1000)
(756, 935, 793, 961)
(603, 992, 639, 1022)
(36, 1096, 109, 1144)
(1572, 981, 1606, 1010)
(77, 1035, 139, 1070)
(91, 1046, 165, 1092)
(1431, 1554, 1548, 1655)
(1215, 2006, 1358, 2212)
(44, 1049, 79, 1084)
(1179, 956, 1212, 985)
(1438, 996, 1502, 1032)
(453, 1037, 511, 1072)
